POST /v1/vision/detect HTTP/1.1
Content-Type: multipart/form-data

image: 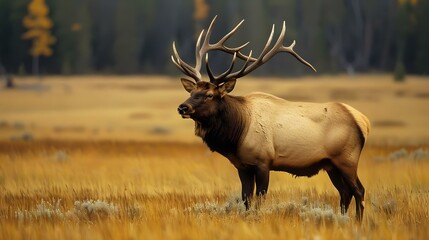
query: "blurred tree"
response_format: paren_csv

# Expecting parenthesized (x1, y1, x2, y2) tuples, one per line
(74, 1, 93, 74)
(193, 0, 209, 47)
(0, 0, 34, 74)
(414, 0, 429, 74)
(50, 0, 92, 74)
(378, 0, 396, 70)
(22, 0, 56, 76)
(264, 0, 299, 75)
(394, 0, 419, 80)
(90, 0, 117, 72)
(141, 0, 189, 73)
(0, 0, 10, 74)
(113, 0, 144, 74)
(394, 59, 406, 81)
(240, 0, 268, 75)
(0, 0, 428, 76)
(194, 0, 209, 21)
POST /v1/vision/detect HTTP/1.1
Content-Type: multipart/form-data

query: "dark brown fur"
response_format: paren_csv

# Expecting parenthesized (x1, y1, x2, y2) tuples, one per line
(195, 95, 249, 156)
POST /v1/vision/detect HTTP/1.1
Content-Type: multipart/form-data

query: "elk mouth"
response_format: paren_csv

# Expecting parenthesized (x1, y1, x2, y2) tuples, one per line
(180, 109, 194, 119)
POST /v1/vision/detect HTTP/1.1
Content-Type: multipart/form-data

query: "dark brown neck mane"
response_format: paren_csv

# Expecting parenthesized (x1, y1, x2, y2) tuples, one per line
(194, 95, 248, 156)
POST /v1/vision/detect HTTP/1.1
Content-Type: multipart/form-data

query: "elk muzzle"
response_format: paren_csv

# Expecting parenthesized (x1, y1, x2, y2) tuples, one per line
(178, 103, 193, 118)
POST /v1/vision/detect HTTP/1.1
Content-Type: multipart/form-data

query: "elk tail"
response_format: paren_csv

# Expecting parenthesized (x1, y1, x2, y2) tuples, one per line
(340, 103, 371, 144)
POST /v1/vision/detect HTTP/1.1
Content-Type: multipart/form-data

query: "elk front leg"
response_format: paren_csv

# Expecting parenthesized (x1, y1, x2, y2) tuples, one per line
(255, 166, 270, 209)
(238, 168, 255, 210)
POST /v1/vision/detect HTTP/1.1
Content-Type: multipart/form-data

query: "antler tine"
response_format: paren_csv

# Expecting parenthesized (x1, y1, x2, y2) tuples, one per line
(281, 40, 316, 72)
(217, 19, 244, 44)
(277, 21, 317, 72)
(172, 42, 201, 81)
(206, 52, 237, 84)
(171, 55, 185, 73)
(211, 19, 257, 62)
(205, 54, 215, 82)
(263, 23, 284, 62)
(227, 24, 276, 77)
(201, 15, 217, 48)
(192, 15, 253, 80)
(218, 21, 316, 81)
(171, 27, 208, 82)
(195, 29, 205, 68)
(211, 50, 253, 85)
(171, 43, 191, 75)
(223, 41, 248, 52)
(258, 24, 276, 63)
(225, 42, 255, 61)
(237, 50, 253, 75)
(172, 17, 315, 85)
(212, 52, 237, 84)
(180, 15, 257, 84)
(195, 16, 217, 72)
(206, 52, 237, 85)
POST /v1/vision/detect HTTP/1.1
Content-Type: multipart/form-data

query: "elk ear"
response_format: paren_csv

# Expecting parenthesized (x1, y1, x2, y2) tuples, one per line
(180, 78, 196, 93)
(218, 79, 236, 97)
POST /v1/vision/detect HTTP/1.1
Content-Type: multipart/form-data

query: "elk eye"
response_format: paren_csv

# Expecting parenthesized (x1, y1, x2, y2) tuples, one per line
(206, 93, 214, 99)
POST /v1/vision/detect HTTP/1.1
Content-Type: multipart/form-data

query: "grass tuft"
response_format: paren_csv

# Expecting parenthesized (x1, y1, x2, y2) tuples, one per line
(73, 200, 119, 221)
(15, 199, 64, 222)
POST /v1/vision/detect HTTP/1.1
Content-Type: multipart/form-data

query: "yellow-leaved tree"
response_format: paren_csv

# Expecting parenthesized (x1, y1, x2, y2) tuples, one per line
(22, 0, 56, 76)
(194, 0, 209, 21)
(193, 0, 209, 40)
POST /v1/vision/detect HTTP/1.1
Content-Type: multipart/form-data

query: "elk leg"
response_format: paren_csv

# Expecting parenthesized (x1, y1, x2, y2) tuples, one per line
(355, 177, 365, 221)
(350, 181, 364, 222)
(238, 168, 255, 210)
(338, 170, 365, 222)
(327, 167, 353, 214)
(255, 167, 270, 209)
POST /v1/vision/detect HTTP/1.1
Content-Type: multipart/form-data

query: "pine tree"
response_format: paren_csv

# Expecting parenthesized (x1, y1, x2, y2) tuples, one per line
(73, 0, 92, 74)
(22, 0, 55, 76)
(113, 0, 143, 74)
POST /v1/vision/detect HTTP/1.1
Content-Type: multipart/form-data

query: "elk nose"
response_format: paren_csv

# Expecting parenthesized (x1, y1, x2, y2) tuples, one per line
(178, 104, 190, 115)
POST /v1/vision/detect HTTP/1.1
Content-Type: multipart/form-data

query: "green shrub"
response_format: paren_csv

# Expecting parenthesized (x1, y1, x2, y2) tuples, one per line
(394, 60, 406, 82)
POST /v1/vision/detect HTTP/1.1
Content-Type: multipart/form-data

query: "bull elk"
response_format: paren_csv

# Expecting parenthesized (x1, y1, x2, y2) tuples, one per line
(171, 16, 370, 221)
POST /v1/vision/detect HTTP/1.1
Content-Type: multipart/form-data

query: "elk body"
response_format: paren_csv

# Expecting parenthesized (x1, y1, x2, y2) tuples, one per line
(172, 16, 370, 221)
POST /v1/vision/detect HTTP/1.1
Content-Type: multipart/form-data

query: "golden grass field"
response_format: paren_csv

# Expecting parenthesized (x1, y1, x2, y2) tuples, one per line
(1, 75, 429, 239)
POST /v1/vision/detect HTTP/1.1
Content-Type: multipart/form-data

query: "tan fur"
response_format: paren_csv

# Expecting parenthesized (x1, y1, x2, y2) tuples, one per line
(235, 92, 369, 172)
(340, 103, 371, 141)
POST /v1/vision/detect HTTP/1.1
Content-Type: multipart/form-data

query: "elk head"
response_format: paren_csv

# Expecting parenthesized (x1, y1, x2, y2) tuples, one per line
(172, 15, 316, 121)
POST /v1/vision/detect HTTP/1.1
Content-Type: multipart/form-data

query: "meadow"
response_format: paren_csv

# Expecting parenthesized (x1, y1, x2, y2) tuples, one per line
(1, 75, 428, 239)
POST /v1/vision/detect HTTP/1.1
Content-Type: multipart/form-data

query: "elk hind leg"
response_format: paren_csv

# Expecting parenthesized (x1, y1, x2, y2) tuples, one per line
(337, 168, 365, 222)
(327, 167, 353, 214)
(355, 177, 365, 220)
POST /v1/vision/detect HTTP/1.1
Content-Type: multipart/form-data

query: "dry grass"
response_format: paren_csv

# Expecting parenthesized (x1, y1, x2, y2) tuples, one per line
(1, 141, 428, 239)
(0, 75, 429, 239)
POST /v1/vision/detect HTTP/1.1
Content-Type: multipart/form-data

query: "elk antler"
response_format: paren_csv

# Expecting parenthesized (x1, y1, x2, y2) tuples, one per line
(171, 15, 256, 83)
(206, 21, 317, 85)
(171, 16, 316, 85)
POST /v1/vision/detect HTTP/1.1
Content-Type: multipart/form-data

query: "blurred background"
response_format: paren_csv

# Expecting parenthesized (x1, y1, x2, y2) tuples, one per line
(0, 0, 428, 78)
(0, 0, 428, 144)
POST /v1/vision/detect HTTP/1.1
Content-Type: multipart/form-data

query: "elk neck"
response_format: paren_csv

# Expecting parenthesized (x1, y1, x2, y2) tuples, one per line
(194, 95, 249, 156)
